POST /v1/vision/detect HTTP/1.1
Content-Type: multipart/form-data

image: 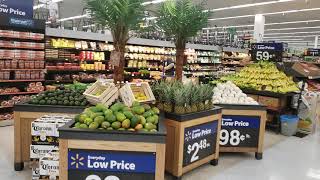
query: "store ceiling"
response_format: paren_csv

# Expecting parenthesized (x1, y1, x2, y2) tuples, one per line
(33, 0, 320, 48)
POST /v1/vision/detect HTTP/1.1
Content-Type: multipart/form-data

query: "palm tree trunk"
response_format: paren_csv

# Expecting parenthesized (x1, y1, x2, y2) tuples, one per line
(113, 43, 126, 83)
(175, 48, 185, 81)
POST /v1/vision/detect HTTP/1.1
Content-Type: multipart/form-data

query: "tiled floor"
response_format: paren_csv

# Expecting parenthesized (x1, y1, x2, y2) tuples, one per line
(0, 126, 319, 180)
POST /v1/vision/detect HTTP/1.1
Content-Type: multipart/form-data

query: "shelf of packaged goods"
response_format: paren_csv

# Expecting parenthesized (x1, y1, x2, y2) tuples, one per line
(46, 69, 113, 73)
(0, 36, 44, 42)
(0, 106, 13, 109)
(45, 79, 97, 84)
(127, 59, 163, 62)
(46, 47, 107, 52)
(184, 69, 218, 71)
(127, 51, 176, 56)
(0, 79, 45, 83)
(0, 92, 40, 96)
(0, 119, 14, 127)
(1, 69, 45, 71)
(0, 58, 45, 61)
(45, 58, 108, 63)
(0, 46, 45, 51)
(222, 57, 244, 60)
(187, 62, 221, 64)
(125, 67, 160, 71)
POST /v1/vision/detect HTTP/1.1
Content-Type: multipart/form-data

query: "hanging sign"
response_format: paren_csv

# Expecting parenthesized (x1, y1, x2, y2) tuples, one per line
(183, 121, 218, 167)
(68, 149, 156, 180)
(0, 0, 34, 18)
(251, 43, 283, 62)
(220, 115, 260, 148)
(305, 48, 320, 56)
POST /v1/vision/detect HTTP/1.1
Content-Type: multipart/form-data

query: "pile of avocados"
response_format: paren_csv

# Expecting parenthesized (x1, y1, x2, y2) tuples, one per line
(74, 102, 160, 132)
(29, 88, 89, 106)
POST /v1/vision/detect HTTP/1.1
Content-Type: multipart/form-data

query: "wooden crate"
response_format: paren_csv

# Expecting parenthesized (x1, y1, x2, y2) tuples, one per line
(83, 80, 119, 107)
(59, 119, 166, 180)
(218, 104, 267, 160)
(164, 107, 222, 179)
(258, 96, 287, 110)
(120, 82, 156, 107)
(13, 104, 84, 171)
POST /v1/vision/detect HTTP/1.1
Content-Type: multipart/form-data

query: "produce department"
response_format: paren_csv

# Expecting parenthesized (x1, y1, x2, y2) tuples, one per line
(0, 0, 319, 180)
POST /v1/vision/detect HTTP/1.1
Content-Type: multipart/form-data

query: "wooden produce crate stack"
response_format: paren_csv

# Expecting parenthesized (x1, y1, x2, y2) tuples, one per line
(120, 82, 156, 107)
(83, 80, 118, 107)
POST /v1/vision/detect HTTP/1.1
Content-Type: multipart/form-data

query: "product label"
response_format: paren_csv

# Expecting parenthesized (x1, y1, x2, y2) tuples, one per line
(251, 43, 283, 62)
(220, 115, 260, 147)
(30, 145, 59, 160)
(0, 0, 33, 18)
(183, 121, 218, 167)
(68, 149, 156, 180)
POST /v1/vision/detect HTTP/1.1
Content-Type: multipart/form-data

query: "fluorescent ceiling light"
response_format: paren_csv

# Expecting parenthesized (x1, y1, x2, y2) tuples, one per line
(264, 35, 318, 38)
(142, 0, 166, 6)
(265, 31, 320, 36)
(265, 39, 305, 41)
(58, 14, 89, 22)
(83, 24, 95, 28)
(209, 7, 320, 21)
(266, 26, 320, 31)
(208, 0, 295, 12)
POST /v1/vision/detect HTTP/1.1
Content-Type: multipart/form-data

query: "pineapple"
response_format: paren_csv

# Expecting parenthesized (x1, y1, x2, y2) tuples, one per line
(190, 86, 199, 113)
(197, 86, 205, 111)
(173, 88, 185, 114)
(184, 85, 192, 114)
(163, 86, 173, 113)
(203, 85, 214, 110)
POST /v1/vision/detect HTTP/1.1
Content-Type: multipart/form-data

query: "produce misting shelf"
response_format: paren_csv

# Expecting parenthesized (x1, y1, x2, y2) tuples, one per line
(13, 103, 85, 171)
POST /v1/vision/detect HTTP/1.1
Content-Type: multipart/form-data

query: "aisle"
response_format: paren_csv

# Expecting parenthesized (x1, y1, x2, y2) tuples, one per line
(0, 126, 318, 180)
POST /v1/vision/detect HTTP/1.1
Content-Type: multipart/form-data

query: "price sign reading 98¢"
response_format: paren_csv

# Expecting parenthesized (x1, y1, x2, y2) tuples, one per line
(183, 121, 218, 167)
(251, 43, 283, 62)
(220, 115, 260, 148)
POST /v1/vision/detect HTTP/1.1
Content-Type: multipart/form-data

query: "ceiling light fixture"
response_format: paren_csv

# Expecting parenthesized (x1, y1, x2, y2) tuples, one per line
(208, 0, 295, 12)
(265, 31, 320, 36)
(57, 14, 89, 22)
(264, 38, 305, 41)
(209, 7, 320, 21)
(266, 26, 320, 31)
(264, 35, 318, 38)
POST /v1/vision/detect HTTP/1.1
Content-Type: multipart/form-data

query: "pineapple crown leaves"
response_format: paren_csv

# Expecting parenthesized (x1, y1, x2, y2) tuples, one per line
(173, 88, 185, 106)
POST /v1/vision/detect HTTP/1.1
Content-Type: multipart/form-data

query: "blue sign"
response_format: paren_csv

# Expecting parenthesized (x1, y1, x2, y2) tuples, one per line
(251, 43, 284, 62)
(183, 121, 219, 167)
(220, 115, 261, 147)
(68, 149, 156, 174)
(9, 17, 34, 28)
(0, 0, 33, 18)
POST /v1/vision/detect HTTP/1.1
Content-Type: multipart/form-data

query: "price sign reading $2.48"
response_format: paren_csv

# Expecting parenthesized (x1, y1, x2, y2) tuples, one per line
(183, 121, 218, 167)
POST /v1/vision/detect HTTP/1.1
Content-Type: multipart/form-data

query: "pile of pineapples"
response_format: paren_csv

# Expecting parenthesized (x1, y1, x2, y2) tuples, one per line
(152, 81, 214, 114)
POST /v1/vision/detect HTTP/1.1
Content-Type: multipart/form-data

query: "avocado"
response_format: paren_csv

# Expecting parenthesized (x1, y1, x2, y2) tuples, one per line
(104, 109, 113, 117)
(69, 101, 75, 106)
(146, 116, 155, 124)
(143, 111, 152, 118)
(152, 115, 159, 124)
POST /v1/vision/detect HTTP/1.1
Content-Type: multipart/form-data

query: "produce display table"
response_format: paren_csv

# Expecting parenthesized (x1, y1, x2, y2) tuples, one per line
(58, 119, 166, 180)
(164, 107, 222, 180)
(218, 104, 267, 160)
(13, 103, 84, 171)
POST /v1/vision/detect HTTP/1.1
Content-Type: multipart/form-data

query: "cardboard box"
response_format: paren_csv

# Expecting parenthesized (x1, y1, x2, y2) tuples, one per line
(32, 167, 40, 180)
(39, 151, 59, 179)
(30, 145, 59, 160)
(292, 62, 320, 78)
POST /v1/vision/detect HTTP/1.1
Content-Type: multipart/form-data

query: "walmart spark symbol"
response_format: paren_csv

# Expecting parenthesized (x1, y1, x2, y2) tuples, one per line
(70, 154, 84, 169)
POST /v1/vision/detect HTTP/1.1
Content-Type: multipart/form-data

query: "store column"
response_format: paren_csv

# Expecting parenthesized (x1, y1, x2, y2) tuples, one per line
(315, 35, 319, 48)
(253, 14, 265, 43)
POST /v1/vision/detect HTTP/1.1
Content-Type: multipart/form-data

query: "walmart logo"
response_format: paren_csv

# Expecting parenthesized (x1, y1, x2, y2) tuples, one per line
(70, 153, 85, 169)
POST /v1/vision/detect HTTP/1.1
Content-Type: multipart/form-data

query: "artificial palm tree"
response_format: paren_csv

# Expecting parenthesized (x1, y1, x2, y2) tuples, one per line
(157, 0, 210, 81)
(87, 0, 145, 82)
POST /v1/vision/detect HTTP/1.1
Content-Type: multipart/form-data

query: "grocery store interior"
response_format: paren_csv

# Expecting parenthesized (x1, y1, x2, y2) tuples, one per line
(0, 0, 320, 180)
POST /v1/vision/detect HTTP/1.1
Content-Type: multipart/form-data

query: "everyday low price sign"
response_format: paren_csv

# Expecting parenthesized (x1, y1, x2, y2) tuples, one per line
(220, 115, 260, 147)
(0, 0, 33, 18)
(251, 43, 283, 62)
(68, 149, 156, 180)
(306, 48, 320, 56)
(183, 121, 218, 167)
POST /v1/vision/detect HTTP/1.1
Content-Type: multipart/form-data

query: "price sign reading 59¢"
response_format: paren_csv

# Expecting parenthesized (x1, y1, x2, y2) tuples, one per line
(220, 115, 260, 148)
(251, 43, 283, 62)
(183, 121, 218, 167)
